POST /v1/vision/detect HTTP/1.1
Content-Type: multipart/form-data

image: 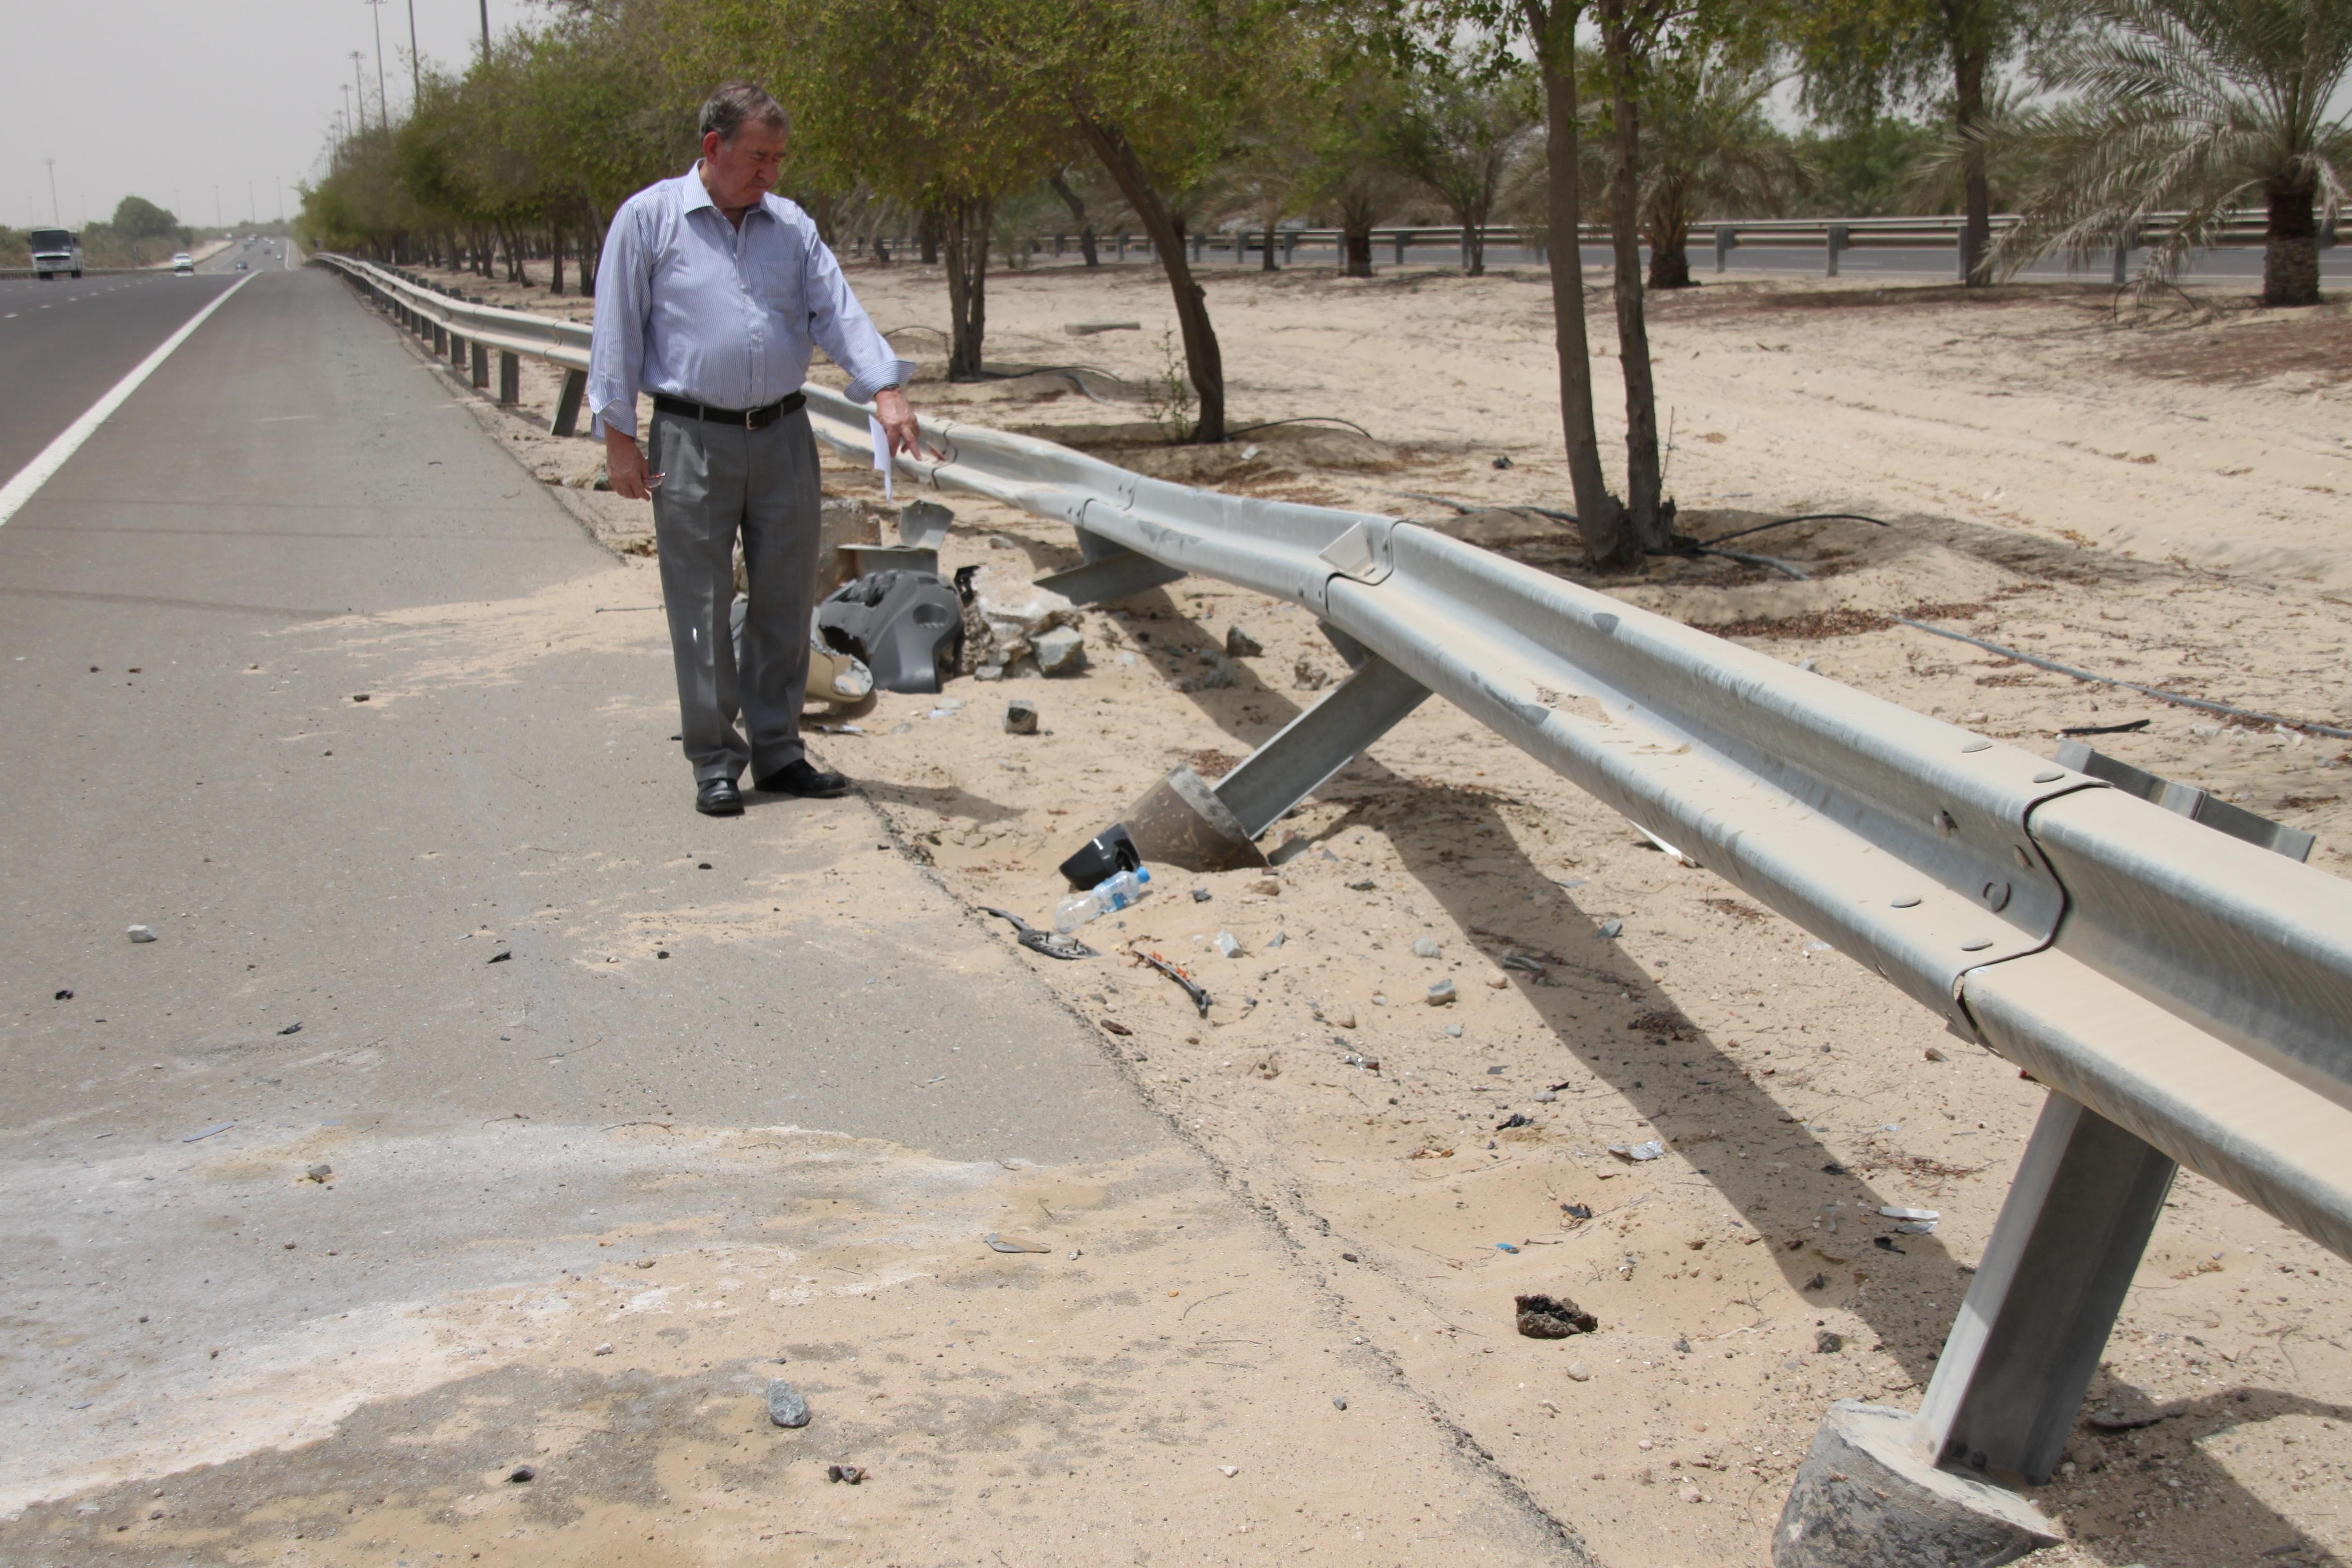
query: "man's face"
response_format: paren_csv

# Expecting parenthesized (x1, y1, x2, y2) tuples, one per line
(700, 121, 788, 210)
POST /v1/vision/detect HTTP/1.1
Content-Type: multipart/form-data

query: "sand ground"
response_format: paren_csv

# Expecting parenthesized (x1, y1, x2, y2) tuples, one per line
(278, 254, 2350, 1568)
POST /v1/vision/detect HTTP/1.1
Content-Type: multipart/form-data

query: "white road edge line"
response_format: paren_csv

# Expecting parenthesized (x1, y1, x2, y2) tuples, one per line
(0, 270, 260, 529)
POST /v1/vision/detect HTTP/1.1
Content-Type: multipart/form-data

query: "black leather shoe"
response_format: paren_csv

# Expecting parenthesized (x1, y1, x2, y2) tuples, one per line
(754, 759, 849, 798)
(695, 778, 743, 816)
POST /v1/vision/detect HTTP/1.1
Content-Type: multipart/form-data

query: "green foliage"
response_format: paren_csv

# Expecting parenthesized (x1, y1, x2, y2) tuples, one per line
(1791, 113, 1939, 213)
(1980, 0, 2352, 303)
(110, 196, 183, 244)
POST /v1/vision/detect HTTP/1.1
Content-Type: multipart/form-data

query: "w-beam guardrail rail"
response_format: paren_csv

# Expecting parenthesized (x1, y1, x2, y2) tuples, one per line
(318, 250, 2351, 1565)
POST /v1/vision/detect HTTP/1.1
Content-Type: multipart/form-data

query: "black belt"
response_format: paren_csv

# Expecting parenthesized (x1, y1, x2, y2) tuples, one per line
(652, 391, 804, 429)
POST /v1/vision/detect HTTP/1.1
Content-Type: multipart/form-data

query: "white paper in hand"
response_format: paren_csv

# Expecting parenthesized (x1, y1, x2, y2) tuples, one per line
(868, 415, 894, 502)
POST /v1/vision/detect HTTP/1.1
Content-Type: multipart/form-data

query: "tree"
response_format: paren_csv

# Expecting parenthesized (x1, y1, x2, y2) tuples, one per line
(1382, 49, 1540, 274)
(1308, 49, 1411, 279)
(1615, 41, 1804, 288)
(1796, 0, 2063, 285)
(110, 196, 183, 245)
(1985, 0, 2352, 306)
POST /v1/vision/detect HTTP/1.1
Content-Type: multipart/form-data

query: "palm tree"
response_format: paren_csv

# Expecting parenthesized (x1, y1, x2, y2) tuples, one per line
(1604, 43, 1808, 290)
(1988, 0, 2352, 305)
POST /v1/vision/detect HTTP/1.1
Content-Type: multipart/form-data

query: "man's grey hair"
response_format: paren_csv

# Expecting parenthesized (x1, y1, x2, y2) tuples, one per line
(700, 83, 790, 145)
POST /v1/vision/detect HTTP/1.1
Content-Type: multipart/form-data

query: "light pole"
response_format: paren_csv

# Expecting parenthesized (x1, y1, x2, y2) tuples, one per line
(247, 181, 255, 224)
(479, 0, 490, 60)
(364, 0, 389, 129)
(351, 52, 369, 134)
(45, 158, 58, 224)
(405, 0, 420, 108)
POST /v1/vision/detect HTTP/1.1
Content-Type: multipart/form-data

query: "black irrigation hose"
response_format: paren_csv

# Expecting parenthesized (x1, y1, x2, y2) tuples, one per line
(1224, 415, 1380, 442)
(1702, 511, 1895, 546)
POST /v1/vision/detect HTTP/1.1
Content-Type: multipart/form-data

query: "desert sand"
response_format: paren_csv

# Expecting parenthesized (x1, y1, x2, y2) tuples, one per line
(217, 254, 2352, 1567)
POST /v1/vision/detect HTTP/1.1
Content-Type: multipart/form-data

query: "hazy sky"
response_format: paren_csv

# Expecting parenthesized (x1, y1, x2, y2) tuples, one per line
(4, 0, 519, 232)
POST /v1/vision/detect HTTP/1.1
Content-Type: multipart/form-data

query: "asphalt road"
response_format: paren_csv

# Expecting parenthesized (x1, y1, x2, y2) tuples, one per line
(0, 262, 1169, 1509)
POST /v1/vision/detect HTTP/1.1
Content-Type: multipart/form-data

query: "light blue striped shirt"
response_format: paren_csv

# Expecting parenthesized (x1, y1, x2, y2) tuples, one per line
(587, 163, 911, 438)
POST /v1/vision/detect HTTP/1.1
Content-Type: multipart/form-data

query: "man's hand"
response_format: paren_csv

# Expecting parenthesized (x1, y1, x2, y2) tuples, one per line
(873, 387, 940, 461)
(604, 428, 659, 501)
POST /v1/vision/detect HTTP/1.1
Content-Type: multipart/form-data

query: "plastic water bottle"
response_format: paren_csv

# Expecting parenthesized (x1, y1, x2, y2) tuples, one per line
(1054, 867, 1152, 932)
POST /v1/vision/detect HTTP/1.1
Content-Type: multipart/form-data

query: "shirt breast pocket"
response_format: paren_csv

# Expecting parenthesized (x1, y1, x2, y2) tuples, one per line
(746, 241, 807, 333)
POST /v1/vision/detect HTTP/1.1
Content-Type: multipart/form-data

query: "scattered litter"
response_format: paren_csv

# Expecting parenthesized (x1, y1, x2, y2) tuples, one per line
(127, 925, 156, 943)
(1816, 1330, 1845, 1354)
(1065, 319, 1142, 336)
(826, 1464, 867, 1484)
(1444, 1024, 1464, 1037)
(1218, 1466, 1240, 1478)
(1225, 626, 1264, 658)
(1133, 947, 1211, 1017)
(1609, 1140, 1665, 1162)
(1267, 931, 1286, 948)
(1346, 879, 1378, 892)
(1873, 1235, 1905, 1254)
(1674, 1336, 1692, 1353)
(1099, 1018, 1133, 1036)
(1003, 699, 1039, 735)
(1896, 1221, 1938, 1234)
(1055, 868, 1152, 932)
(1496, 1113, 1533, 1131)
(1412, 936, 1442, 959)
(1515, 1293, 1599, 1338)
(979, 905, 1098, 961)
(983, 1233, 1053, 1254)
(1821, 1162, 1849, 1176)
(1560, 1203, 1592, 1222)
(1804, 939, 1833, 953)
(53, 989, 72, 1001)
(1214, 931, 1242, 958)
(305, 1164, 332, 1182)
(1496, 1241, 1520, 1254)
(1331, 1394, 1348, 1410)
(766, 1381, 812, 1428)
(277, 1022, 302, 1036)
(508, 1465, 535, 1483)
(1485, 1065, 1506, 1075)
(1191, 886, 1212, 903)
(1596, 920, 1623, 939)
(1879, 1207, 1939, 1222)
(486, 949, 512, 965)
(1427, 978, 1458, 1005)
(1492, 455, 1514, 470)
(1501, 954, 1548, 980)
(182, 1122, 234, 1143)
(1342, 1053, 1380, 1072)
(1923, 1046, 1948, 1062)
(1803, 1273, 1827, 1292)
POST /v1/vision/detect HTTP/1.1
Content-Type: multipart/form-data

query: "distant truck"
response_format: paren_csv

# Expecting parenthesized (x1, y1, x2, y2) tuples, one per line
(28, 229, 84, 280)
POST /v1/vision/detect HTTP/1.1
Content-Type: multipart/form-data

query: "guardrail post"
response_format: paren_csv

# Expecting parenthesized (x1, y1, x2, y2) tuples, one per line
(1113, 653, 1433, 873)
(1956, 228, 1981, 283)
(1393, 230, 1412, 266)
(498, 349, 520, 406)
(1714, 224, 1736, 273)
(1031, 527, 1188, 605)
(447, 329, 464, 369)
(551, 369, 588, 438)
(1115, 232, 1127, 262)
(1773, 1090, 2171, 1566)
(1191, 230, 1204, 263)
(470, 340, 490, 390)
(2110, 227, 2134, 285)
(1825, 224, 1848, 278)
(2322, 212, 2338, 250)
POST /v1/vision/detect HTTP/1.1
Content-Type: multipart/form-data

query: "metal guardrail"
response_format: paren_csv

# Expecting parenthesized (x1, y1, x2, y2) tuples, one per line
(320, 248, 2351, 1541)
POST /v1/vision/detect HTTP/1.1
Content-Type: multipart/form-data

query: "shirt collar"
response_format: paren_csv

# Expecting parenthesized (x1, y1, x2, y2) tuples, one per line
(683, 161, 775, 225)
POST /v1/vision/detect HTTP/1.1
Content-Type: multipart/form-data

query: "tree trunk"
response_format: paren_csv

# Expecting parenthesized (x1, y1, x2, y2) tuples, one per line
(917, 209, 940, 265)
(1647, 244, 1690, 289)
(1262, 214, 1278, 272)
(940, 196, 992, 381)
(1600, 0, 1667, 551)
(1466, 217, 1485, 277)
(2262, 182, 2320, 306)
(550, 227, 565, 294)
(1077, 113, 1226, 442)
(1523, 0, 1632, 568)
(1954, 42, 1991, 287)
(1048, 171, 1100, 267)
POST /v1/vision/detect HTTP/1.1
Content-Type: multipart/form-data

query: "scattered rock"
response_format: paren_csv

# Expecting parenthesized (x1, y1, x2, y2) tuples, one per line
(1444, 1023, 1464, 1037)
(1033, 625, 1087, 676)
(1596, 919, 1623, 939)
(1003, 699, 1039, 735)
(1294, 657, 1332, 690)
(1191, 886, 1212, 903)
(1215, 931, 1242, 959)
(593, 1342, 614, 1356)
(1331, 1395, 1348, 1410)
(1217, 1465, 1240, 1478)
(1427, 978, 1458, 1005)
(1816, 1329, 1845, 1354)
(1248, 876, 1280, 896)
(508, 1465, 535, 1483)
(278, 1022, 303, 1036)
(826, 1464, 867, 1483)
(352, 693, 371, 703)
(1496, 1113, 1533, 1130)
(1803, 1273, 1828, 1292)
(54, 989, 72, 1001)
(1341, 1252, 1360, 1263)
(1566, 1362, 1591, 1381)
(1923, 1046, 1948, 1062)
(1225, 625, 1264, 658)
(1534, 1089, 1558, 1102)
(1674, 1335, 1692, 1353)
(1346, 879, 1377, 892)
(1515, 1293, 1599, 1338)
(1412, 936, 1442, 959)
(1609, 1139, 1666, 1162)
(767, 1381, 812, 1428)
(127, 925, 157, 943)
(305, 1164, 333, 1182)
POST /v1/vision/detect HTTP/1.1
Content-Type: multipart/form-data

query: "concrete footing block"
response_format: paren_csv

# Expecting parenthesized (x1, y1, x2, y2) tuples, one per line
(1773, 1402, 2059, 1568)
(1121, 765, 1265, 873)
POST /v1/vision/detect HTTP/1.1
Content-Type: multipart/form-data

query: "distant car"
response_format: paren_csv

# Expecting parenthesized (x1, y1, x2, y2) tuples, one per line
(172, 252, 195, 274)
(235, 260, 248, 271)
(29, 228, 83, 280)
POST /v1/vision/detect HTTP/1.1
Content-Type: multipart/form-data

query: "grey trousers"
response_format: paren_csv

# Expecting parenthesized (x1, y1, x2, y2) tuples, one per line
(647, 407, 823, 783)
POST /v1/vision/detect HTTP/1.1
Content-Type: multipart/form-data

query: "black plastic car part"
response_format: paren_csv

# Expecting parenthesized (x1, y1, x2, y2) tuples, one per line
(814, 570, 965, 695)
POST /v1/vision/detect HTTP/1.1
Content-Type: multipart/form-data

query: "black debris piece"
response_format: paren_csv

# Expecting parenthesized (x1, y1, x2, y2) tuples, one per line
(487, 951, 513, 965)
(1515, 1293, 1599, 1339)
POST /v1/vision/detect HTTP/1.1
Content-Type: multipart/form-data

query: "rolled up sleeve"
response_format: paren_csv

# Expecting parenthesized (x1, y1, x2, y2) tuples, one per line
(586, 205, 651, 439)
(801, 235, 913, 405)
